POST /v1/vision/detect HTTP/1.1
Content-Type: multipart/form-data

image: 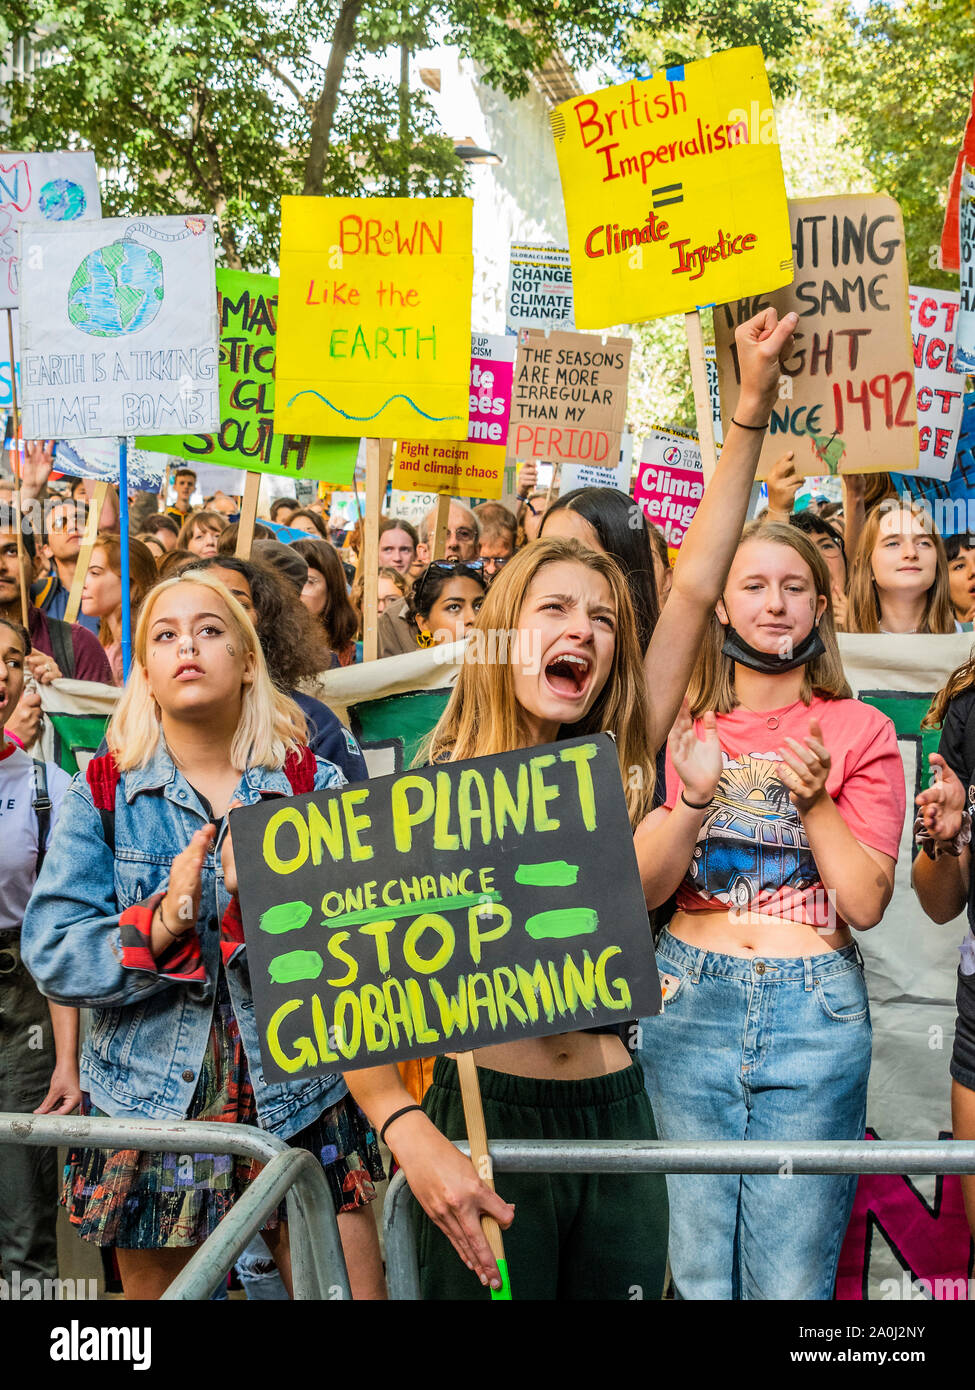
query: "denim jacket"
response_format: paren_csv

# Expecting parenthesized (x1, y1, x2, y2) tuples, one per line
(21, 742, 348, 1139)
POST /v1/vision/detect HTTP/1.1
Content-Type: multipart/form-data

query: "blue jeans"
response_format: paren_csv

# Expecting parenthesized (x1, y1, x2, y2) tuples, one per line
(638, 929, 871, 1301)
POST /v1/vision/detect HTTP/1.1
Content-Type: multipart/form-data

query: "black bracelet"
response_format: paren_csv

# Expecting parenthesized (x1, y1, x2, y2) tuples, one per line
(380, 1104, 424, 1146)
(731, 416, 770, 431)
(681, 791, 713, 811)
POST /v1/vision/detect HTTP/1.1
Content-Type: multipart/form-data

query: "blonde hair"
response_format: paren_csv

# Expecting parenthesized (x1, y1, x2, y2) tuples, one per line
(426, 538, 658, 826)
(686, 521, 851, 716)
(846, 502, 954, 634)
(107, 571, 307, 771)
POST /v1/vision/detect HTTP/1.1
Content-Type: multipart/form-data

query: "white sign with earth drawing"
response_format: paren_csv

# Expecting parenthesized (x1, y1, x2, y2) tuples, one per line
(0, 150, 102, 309)
(17, 214, 219, 439)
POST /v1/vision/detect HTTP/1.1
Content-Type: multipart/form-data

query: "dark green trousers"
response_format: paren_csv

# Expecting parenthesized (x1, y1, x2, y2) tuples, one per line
(415, 1056, 668, 1301)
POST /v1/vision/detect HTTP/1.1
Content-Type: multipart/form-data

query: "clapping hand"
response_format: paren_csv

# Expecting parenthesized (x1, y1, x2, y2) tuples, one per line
(669, 700, 722, 806)
(777, 719, 831, 813)
(916, 754, 967, 843)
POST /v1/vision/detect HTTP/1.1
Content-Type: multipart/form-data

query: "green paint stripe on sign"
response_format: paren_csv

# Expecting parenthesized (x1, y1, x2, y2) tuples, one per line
(514, 861, 579, 887)
(324, 891, 502, 930)
(268, 950, 324, 984)
(490, 1257, 512, 1301)
(260, 901, 314, 935)
(524, 908, 599, 940)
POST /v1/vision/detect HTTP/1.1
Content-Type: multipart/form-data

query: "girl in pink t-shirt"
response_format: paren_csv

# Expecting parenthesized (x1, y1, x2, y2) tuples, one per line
(634, 522, 905, 1300)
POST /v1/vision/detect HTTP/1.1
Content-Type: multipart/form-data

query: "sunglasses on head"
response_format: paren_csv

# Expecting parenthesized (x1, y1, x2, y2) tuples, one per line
(413, 558, 487, 606)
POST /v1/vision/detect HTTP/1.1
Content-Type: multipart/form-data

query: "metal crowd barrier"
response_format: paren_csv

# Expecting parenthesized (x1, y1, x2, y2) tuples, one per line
(0, 1112, 351, 1300)
(382, 1138, 975, 1300)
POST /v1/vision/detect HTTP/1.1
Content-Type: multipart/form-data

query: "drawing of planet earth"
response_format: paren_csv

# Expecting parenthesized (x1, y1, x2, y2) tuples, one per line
(37, 178, 87, 221)
(67, 239, 164, 338)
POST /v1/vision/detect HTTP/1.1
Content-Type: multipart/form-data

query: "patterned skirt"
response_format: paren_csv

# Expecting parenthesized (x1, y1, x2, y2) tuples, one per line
(61, 976, 385, 1249)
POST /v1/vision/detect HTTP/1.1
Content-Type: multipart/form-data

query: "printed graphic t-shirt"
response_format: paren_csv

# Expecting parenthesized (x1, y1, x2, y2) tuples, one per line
(663, 694, 905, 928)
(0, 741, 71, 933)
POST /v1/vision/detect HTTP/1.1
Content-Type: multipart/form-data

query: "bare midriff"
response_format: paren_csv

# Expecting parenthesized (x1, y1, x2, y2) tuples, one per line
(667, 907, 853, 957)
(448, 1029, 631, 1081)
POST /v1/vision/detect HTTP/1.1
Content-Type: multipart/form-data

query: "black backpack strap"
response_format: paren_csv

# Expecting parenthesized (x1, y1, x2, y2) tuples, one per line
(31, 758, 53, 877)
(46, 617, 76, 680)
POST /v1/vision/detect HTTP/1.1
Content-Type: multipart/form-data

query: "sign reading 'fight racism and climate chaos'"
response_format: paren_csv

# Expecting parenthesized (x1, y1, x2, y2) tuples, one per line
(714, 195, 918, 477)
(550, 47, 793, 328)
(275, 196, 473, 440)
(394, 333, 515, 499)
(141, 268, 357, 484)
(230, 735, 661, 1079)
(18, 215, 219, 440)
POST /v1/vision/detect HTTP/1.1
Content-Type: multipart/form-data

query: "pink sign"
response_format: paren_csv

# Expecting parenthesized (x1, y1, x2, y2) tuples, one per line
(633, 427, 704, 552)
(468, 332, 515, 445)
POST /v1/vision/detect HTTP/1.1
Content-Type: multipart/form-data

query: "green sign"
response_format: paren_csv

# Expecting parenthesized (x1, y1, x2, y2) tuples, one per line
(139, 268, 358, 482)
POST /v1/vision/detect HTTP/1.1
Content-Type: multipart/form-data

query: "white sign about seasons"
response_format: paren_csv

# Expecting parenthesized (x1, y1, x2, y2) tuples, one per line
(909, 284, 966, 481)
(0, 151, 102, 309)
(18, 215, 219, 439)
(506, 244, 575, 332)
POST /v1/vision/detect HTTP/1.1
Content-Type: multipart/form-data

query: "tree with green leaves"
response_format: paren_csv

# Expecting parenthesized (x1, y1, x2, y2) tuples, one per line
(0, 0, 647, 268)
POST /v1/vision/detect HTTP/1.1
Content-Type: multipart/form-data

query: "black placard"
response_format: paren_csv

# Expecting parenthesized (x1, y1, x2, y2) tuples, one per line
(230, 734, 660, 1080)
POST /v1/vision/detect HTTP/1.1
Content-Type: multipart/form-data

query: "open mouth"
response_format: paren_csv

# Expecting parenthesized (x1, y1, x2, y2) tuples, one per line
(175, 663, 204, 679)
(543, 652, 592, 700)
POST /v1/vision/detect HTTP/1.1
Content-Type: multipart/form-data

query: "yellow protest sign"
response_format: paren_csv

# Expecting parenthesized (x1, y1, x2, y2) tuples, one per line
(551, 47, 793, 328)
(275, 196, 473, 438)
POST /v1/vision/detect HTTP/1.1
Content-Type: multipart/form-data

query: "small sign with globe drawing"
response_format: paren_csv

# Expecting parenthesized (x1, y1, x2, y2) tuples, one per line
(0, 151, 102, 309)
(18, 214, 220, 440)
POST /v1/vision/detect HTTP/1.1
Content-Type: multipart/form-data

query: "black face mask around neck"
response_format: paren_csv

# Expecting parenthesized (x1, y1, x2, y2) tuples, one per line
(720, 622, 826, 675)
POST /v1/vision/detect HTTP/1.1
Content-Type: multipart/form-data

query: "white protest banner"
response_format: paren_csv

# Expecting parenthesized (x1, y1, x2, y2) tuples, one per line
(633, 426, 703, 556)
(0, 307, 17, 412)
(505, 244, 575, 333)
(909, 285, 966, 481)
(0, 152, 101, 308)
(561, 432, 633, 494)
(18, 215, 219, 439)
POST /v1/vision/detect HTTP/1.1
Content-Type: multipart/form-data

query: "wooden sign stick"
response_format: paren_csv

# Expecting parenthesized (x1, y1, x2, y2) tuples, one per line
(235, 471, 262, 559)
(362, 438, 390, 663)
(685, 310, 719, 486)
(431, 492, 451, 561)
(6, 308, 28, 625)
(455, 1050, 512, 1301)
(545, 461, 561, 506)
(63, 480, 109, 626)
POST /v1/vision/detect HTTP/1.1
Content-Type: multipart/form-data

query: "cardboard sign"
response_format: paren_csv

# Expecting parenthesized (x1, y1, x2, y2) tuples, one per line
(0, 152, 102, 308)
(394, 333, 515, 498)
(231, 733, 660, 1078)
(508, 329, 630, 465)
(275, 196, 473, 439)
(560, 433, 633, 494)
(958, 167, 975, 374)
(18, 215, 219, 440)
(714, 195, 918, 477)
(551, 47, 793, 329)
(505, 244, 575, 332)
(141, 269, 357, 484)
(634, 427, 703, 556)
(909, 286, 966, 481)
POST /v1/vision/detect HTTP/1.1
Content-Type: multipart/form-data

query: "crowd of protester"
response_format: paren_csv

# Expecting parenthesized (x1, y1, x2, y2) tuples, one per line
(3, 306, 975, 1302)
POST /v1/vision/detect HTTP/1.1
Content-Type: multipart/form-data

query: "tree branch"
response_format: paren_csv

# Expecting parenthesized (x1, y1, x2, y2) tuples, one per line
(303, 0, 365, 195)
(248, 50, 313, 113)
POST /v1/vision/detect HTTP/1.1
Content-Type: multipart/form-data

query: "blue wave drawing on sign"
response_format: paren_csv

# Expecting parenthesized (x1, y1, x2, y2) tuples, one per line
(286, 390, 461, 423)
